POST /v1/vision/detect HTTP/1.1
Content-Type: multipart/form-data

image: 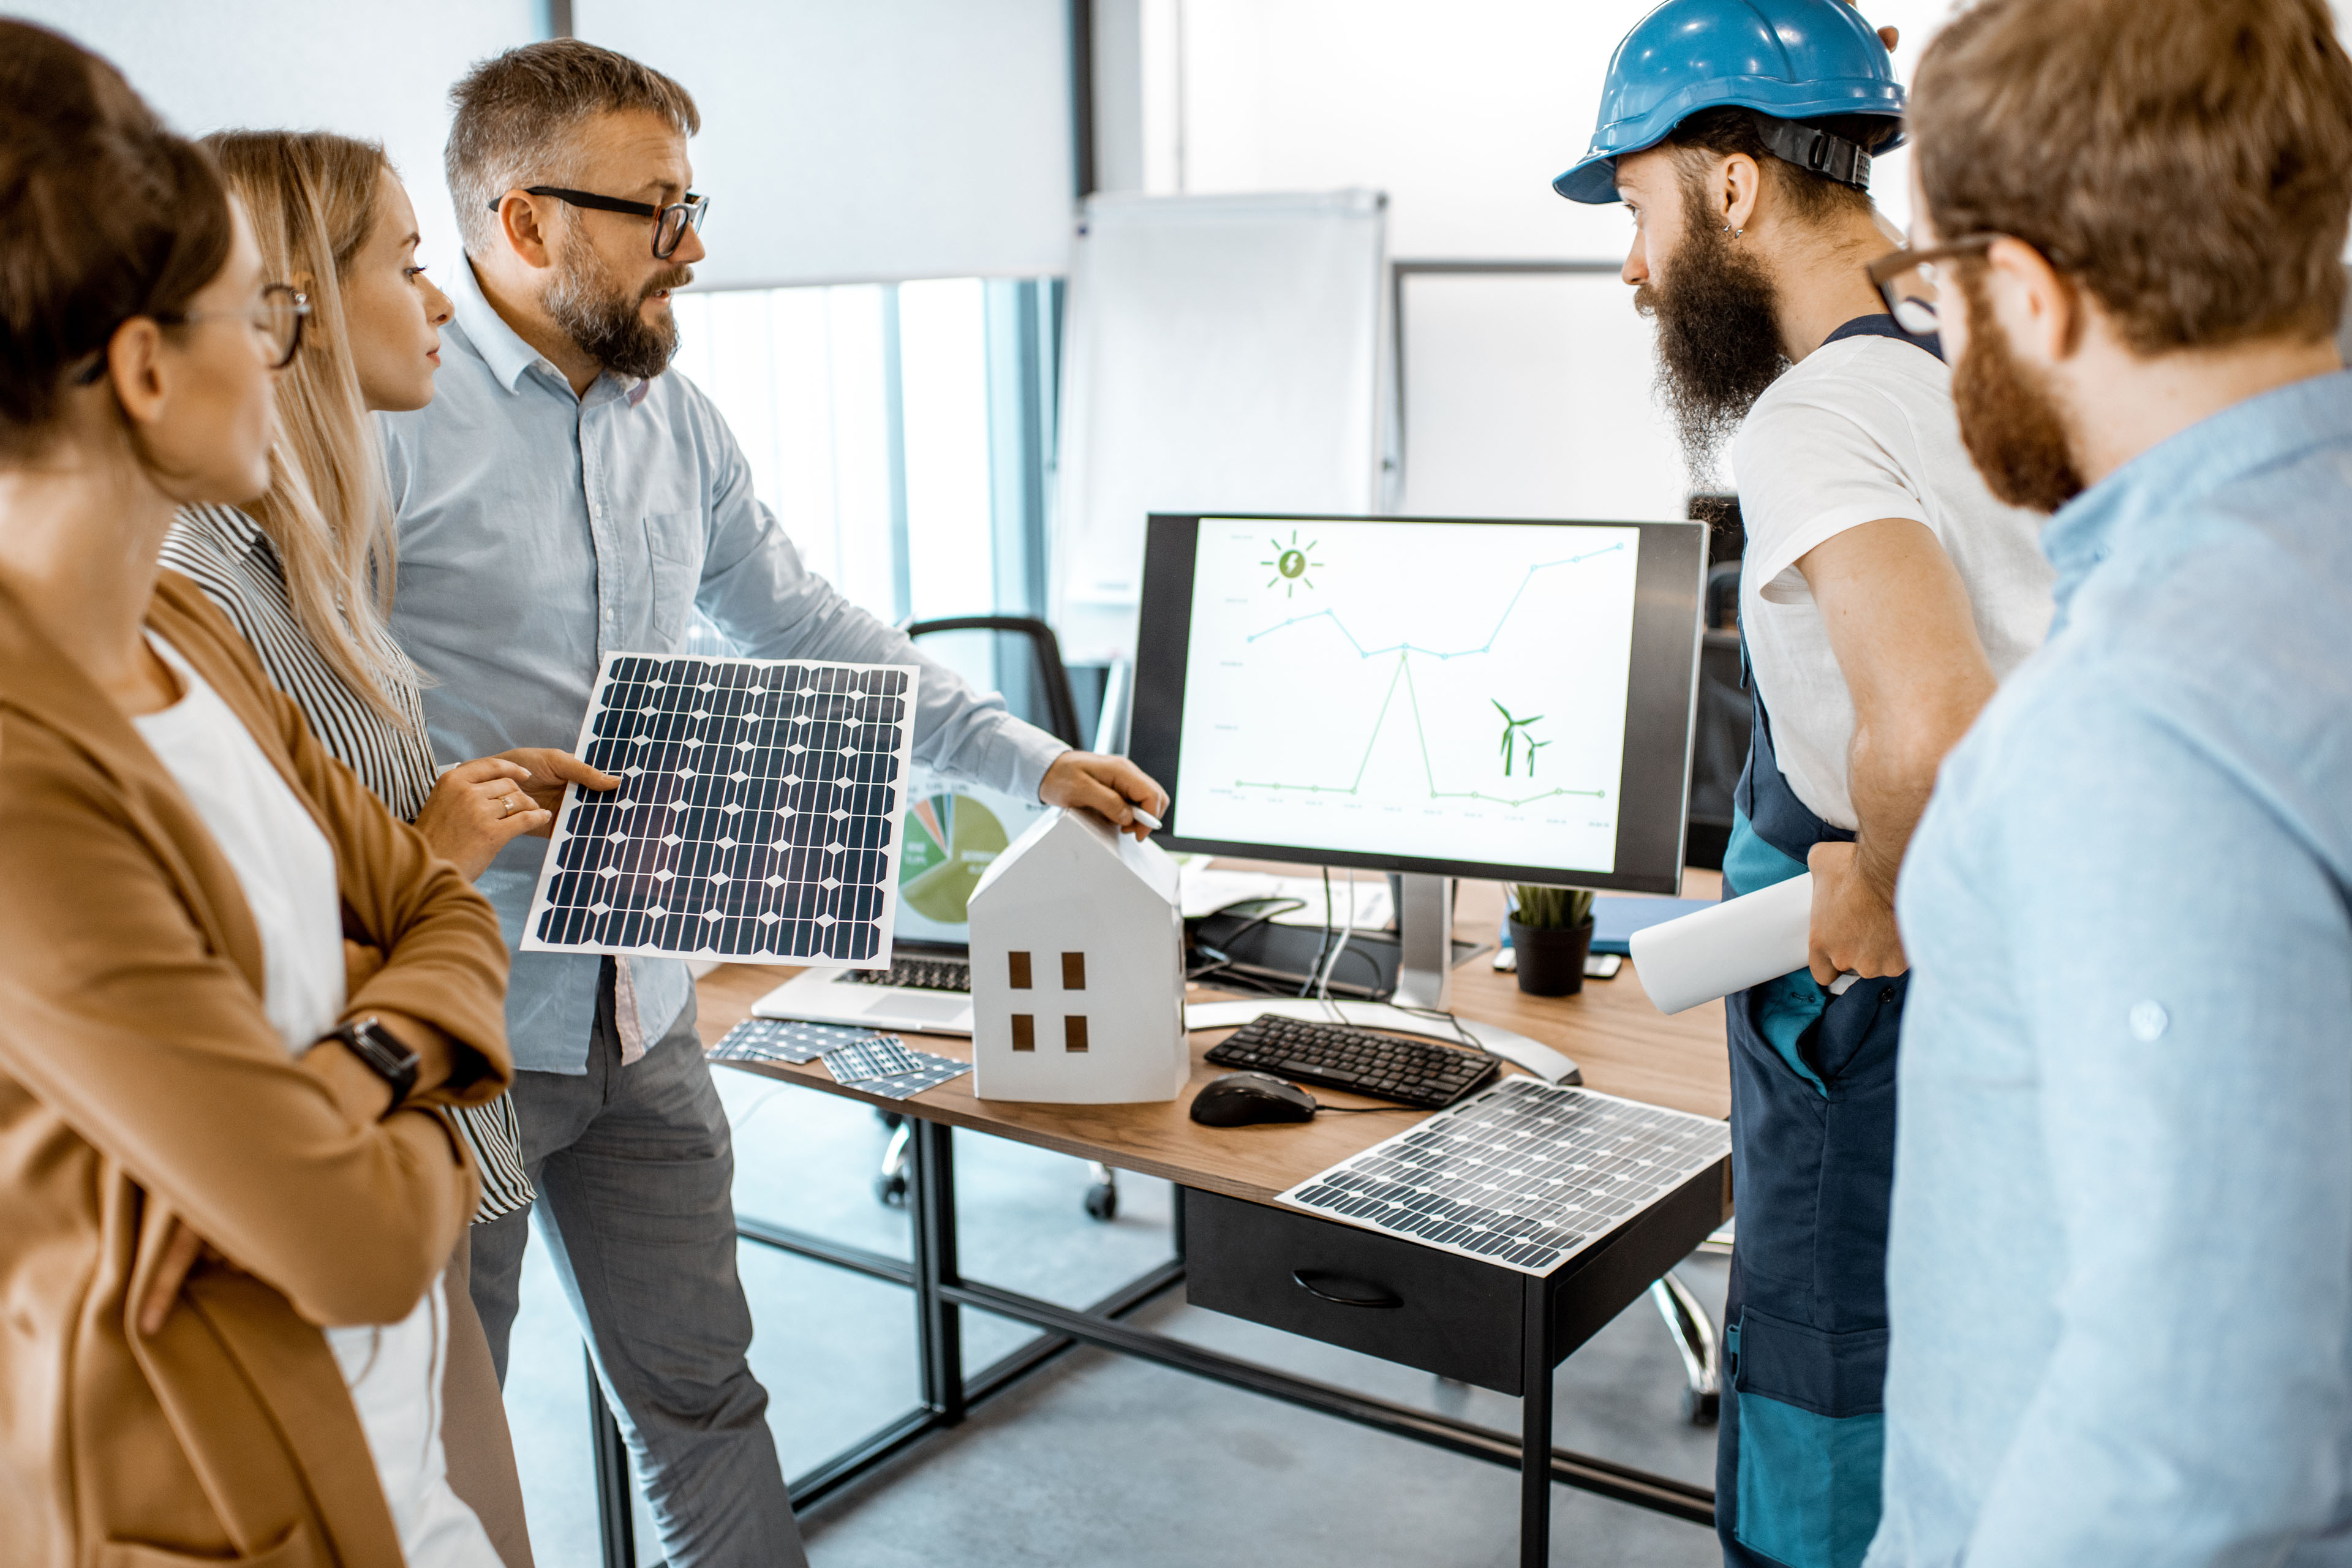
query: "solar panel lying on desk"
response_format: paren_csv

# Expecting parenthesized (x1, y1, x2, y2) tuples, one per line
(1279, 1078, 1732, 1276)
(521, 653, 918, 965)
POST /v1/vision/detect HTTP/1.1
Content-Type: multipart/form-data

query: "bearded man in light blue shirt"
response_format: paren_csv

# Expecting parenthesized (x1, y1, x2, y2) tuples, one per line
(381, 39, 1164, 1568)
(1863, 1, 2352, 1564)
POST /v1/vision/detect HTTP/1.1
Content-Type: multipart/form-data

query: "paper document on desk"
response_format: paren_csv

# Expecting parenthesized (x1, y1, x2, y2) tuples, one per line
(1178, 865, 1393, 929)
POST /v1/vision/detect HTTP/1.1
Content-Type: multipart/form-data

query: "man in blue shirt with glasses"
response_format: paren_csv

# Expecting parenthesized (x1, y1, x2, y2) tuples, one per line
(382, 39, 1164, 1568)
(1869, 1, 2352, 1562)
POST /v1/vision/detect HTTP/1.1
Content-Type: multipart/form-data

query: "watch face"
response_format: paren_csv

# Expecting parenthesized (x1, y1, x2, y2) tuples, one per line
(340, 1019, 420, 1102)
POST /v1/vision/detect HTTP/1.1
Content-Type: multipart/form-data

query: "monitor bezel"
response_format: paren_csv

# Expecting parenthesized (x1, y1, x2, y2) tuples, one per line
(1130, 511, 1707, 897)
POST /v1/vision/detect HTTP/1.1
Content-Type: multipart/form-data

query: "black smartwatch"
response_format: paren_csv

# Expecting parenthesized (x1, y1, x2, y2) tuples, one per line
(316, 1016, 420, 1110)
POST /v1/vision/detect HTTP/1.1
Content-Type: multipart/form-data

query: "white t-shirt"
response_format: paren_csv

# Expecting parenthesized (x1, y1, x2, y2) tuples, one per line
(1730, 333, 2056, 829)
(132, 636, 497, 1568)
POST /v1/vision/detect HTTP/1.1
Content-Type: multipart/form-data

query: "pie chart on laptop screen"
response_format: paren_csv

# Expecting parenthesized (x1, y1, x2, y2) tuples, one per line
(899, 791, 1011, 925)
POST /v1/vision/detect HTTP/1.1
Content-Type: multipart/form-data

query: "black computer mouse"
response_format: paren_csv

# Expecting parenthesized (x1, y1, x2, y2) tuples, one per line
(1189, 1071, 1319, 1127)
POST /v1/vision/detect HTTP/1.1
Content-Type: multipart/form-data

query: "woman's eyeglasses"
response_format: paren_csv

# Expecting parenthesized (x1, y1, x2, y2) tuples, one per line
(75, 282, 311, 384)
(491, 186, 714, 260)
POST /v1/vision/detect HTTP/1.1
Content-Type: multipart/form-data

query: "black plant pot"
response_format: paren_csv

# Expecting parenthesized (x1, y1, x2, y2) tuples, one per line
(1509, 918, 1594, 997)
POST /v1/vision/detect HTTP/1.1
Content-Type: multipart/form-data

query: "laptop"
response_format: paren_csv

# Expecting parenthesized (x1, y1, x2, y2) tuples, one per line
(753, 774, 1046, 1036)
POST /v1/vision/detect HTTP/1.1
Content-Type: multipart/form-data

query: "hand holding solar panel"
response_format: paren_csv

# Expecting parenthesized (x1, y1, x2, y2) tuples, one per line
(523, 653, 920, 964)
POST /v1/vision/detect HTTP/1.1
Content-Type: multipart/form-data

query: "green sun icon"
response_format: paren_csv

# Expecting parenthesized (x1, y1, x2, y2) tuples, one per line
(1259, 529, 1324, 598)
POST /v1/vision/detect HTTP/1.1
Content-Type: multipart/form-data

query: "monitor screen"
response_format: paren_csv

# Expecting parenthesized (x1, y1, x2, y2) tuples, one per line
(1131, 513, 1706, 895)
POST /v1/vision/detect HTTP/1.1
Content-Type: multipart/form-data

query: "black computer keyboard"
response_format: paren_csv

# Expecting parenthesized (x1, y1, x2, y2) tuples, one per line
(842, 957, 972, 993)
(1205, 1014, 1501, 1109)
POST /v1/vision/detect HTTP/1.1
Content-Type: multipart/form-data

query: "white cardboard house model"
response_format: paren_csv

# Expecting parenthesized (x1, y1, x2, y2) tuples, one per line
(967, 807, 1186, 1103)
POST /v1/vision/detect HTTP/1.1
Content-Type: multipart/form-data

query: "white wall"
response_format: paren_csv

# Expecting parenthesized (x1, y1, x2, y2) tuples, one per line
(575, 0, 1077, 288)
(5, 0, 543, 283)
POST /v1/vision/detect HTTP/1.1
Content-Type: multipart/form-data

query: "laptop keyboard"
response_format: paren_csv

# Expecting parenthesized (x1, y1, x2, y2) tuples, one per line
(1205, 1013, 1501, 1109)
(842, 957, 972, 993)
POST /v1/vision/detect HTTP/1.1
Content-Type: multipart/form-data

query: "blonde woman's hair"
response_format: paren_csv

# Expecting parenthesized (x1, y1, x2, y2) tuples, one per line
(202, 129, 413, 727)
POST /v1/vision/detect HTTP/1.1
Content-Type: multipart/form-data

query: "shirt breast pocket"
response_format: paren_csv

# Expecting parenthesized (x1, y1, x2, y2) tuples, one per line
(643, 511, 703, 645)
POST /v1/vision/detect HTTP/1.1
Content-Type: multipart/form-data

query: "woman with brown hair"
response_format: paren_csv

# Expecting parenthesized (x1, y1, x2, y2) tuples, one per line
(0, 20, 513, 1567)
(158, 129, 623, 1568)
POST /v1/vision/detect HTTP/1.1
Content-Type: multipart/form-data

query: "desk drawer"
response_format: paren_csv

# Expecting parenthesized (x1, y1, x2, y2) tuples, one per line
(1182, 1163, 1730, 1398)
(1183, 1189, 1526, 1393)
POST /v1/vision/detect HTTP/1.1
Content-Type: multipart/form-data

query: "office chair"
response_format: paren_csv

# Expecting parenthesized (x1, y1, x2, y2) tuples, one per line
(869, 615, 1122, 1222)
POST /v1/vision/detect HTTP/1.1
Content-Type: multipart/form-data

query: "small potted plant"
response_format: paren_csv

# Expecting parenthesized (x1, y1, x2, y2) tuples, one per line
(1509, 884, 1596, 997)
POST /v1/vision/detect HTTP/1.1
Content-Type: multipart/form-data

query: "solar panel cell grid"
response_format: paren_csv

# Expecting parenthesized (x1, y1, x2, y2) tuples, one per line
(1277, 1078, 1732, 1277)
(522, 654, 920, 965)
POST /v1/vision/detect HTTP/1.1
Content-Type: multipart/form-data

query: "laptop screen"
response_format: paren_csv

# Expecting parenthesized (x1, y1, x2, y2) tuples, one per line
(892, 772, 1050, 951)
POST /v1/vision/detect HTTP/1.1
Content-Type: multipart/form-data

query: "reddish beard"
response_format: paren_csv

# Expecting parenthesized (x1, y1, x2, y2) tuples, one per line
(1950, 268, 2084, 514)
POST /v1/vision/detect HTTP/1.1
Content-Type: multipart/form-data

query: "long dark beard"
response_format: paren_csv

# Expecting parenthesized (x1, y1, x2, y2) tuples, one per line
(1950, 270, 2084, 514)
(547, 237, 690, 382)
(1635, 198, 1789, 475)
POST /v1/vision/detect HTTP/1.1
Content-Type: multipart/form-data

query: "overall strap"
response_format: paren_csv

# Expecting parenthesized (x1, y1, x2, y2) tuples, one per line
(1819, 312, 1945, 363)
(1734, 680, 1855, 869)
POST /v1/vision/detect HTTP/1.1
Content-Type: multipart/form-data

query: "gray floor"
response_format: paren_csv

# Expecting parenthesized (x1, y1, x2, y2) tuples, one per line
(499, 1064, 1728, 1567)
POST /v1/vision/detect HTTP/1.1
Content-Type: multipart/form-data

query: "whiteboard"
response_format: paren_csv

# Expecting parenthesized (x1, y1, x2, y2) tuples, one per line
(1053, 190, 1390, 655)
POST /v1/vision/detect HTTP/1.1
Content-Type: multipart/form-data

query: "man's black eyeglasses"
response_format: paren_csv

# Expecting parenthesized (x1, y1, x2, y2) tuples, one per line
(492, 186, 712, 259)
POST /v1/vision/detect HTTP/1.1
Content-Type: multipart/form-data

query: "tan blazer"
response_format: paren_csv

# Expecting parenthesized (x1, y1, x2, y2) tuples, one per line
(0, 572, 513, 1568)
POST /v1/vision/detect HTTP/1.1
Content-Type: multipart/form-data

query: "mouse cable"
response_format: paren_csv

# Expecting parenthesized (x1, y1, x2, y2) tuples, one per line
(1382, 1000, 1486, 1055)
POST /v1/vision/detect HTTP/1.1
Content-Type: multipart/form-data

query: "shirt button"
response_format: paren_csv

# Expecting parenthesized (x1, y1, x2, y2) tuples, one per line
(2127, 1001, 2169, 1042)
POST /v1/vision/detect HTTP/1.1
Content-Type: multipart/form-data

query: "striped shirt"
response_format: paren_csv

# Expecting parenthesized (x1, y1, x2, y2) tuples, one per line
(161, 503, 532, 1222)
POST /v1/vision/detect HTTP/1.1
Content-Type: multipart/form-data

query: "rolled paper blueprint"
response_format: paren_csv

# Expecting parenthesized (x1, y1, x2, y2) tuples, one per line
(1631, 873, 1852, 1015)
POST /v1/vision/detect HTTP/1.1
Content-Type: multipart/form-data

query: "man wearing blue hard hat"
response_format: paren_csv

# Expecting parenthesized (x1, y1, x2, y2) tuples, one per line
(1557, 4, 2052, 1565)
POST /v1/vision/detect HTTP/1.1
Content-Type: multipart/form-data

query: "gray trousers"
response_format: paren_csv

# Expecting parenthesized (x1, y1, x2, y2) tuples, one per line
(470, 962, 807, 1568)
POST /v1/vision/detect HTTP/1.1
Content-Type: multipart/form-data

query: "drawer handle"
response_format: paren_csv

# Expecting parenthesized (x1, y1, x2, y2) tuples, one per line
(1292, 1269, 1403, 1310)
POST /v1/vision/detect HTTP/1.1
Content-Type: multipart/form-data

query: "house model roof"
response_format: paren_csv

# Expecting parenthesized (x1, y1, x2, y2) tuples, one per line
(970, 806, 1180, 907)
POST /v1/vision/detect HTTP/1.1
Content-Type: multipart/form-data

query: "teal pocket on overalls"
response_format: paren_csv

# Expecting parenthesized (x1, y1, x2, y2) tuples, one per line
(1724, 806, 1830, 1096)
(1727, 1308, 1890, 1568)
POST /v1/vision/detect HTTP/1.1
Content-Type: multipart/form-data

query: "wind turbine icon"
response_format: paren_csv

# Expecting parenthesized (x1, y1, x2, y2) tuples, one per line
(1492, 700, 1544, 777)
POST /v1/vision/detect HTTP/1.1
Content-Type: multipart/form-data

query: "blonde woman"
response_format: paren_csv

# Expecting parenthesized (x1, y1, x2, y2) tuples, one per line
(158, 130, 614, 1568)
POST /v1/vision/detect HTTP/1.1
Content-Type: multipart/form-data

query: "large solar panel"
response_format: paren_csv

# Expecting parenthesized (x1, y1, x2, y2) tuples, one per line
(522, 652, 919, 965)
(1279, 1078, 1730, 1276)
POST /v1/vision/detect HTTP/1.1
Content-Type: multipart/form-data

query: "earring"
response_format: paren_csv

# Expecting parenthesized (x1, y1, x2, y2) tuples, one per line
(1722, 223, 1744, 238)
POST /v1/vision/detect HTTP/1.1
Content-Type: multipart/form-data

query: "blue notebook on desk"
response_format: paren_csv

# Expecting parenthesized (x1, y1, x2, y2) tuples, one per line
(1589, 896, 1714, 956)
(1496, 895, 1715, 956)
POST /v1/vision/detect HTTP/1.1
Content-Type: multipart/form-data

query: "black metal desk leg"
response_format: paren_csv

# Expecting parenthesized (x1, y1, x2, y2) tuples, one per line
(589, 1345, 638, 1568)
(909, 1118, 967, 1423)
(1521, 1274, 1555, 1567)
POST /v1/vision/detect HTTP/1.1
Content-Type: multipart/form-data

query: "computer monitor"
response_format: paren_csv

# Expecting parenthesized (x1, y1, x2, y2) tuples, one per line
(1131, 512, 1707, 1003)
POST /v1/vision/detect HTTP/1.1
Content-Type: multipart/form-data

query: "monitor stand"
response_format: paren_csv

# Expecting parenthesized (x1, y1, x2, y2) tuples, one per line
(1392, 872, 1455, 1011)
(1184, 873, 1585, 1087)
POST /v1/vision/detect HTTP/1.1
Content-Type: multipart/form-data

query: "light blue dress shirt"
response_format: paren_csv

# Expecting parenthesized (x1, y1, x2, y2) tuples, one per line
(1868, 371, 2352, 1566)
(382, 260, 1066, 1074)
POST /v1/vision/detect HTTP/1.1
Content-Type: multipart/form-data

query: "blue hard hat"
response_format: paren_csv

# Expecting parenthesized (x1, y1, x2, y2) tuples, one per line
(1553, 0, 1905, 205)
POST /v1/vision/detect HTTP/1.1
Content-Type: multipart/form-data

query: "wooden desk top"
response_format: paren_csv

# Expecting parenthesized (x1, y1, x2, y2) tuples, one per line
(698, 874, 1727, 1209)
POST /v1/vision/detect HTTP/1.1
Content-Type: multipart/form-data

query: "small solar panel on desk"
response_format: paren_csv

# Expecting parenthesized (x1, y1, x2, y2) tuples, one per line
(522, 653, 919, 964)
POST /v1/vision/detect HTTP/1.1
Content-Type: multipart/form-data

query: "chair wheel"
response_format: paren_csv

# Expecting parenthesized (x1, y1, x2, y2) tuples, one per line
(1083, 1182, 1118, 1221)
(875, 1170, 909, 1207)
(1683, 1387, 1719, 1427)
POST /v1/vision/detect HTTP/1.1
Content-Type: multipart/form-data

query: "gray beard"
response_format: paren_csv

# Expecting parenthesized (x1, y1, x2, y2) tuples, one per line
(546, 239, 683, 382)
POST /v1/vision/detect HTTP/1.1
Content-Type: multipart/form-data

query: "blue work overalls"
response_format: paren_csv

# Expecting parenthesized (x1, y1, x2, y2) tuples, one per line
(1714, 315, 1938, 1568)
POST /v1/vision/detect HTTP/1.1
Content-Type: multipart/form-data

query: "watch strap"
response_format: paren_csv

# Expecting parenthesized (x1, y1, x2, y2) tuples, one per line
(320, 1017, 420, 1109)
